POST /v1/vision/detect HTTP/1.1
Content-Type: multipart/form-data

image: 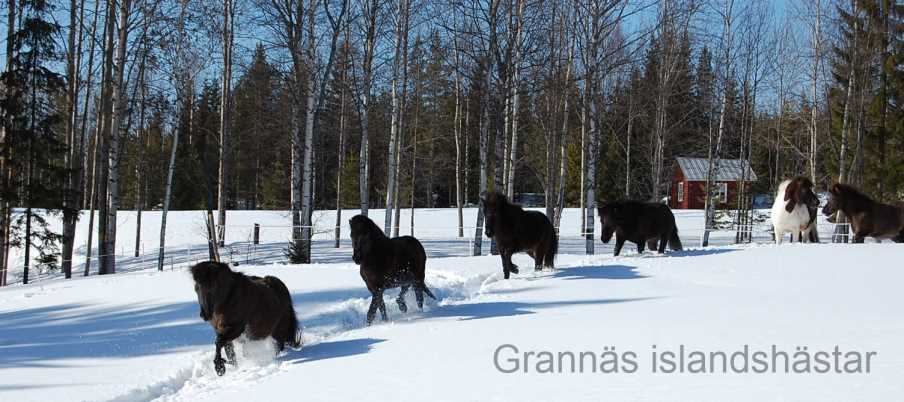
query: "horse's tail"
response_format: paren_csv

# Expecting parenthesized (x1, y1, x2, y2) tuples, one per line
(669, 227, 683, 251)
(267, 276, 301, 351)
(544, 225, 558, 268)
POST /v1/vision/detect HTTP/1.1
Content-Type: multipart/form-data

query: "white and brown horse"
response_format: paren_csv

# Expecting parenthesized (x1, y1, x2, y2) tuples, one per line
(771, 177, 820, 244)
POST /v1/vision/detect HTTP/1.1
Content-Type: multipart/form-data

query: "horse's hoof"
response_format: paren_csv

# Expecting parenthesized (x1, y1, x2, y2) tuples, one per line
(214, 359, 226, 376)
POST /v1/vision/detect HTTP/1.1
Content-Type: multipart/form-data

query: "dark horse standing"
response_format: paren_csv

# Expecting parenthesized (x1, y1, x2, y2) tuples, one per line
(597, 201, 683, 256)
(191, 261, 300, 376)
(349, 215, 436, 325)
(822, 183, 904, 243)
(481, 191, 558, 279)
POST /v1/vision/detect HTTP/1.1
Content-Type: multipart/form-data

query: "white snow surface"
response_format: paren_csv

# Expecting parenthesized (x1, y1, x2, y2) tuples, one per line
(1, 209, 902, 401)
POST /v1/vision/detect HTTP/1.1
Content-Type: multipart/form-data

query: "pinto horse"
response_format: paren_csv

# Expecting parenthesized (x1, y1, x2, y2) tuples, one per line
(349, 214, 436, 325)
(481, 191, 558, 279)
(191, 261, 301, 376)
(822, 183, 904, 243)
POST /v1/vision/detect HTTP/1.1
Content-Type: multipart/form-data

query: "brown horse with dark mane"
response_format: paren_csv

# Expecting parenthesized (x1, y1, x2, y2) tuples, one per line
(349, 214, 436, 325)
(481, 191, 558, 279)
(597, 201, 683, 256)
(191, 261, 300, 376)
(822, 183, 904, 243)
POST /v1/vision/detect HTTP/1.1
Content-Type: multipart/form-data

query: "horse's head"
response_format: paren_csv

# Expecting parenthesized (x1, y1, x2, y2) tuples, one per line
(784, 177, 820, 213)
(597, 202, 619, 243)
(349, 215, 375, 264)
(822, 183, 844, 217)
(480, 192, 506, 239)
(190, 261, 236, 321)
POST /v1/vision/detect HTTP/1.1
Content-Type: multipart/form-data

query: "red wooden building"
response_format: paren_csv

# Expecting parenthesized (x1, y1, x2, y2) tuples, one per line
(670, 157, 757, 209)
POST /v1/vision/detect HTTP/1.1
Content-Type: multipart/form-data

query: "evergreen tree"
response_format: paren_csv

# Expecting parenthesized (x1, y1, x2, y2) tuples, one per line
(0, 0, 67, 282)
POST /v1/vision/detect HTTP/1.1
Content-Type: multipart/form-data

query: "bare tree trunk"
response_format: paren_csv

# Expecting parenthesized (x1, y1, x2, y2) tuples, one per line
(579, 92, 586, 235)
(838, 0, 858, 185)
(409, 102, 419, 236)
(625, 108, 633, 198)
(157, 127, 179, 271)
(555, 37, 574, 229)
(334, 71, 347, 248)
(158, 0, 189, 271)
(96, 0, 116, 275)
(702, 0, 734, 247)
(0, 0, 18, 286)
(357, 0, 379, 216)
(473, 58, 494, 256)
(61, 0, 86, 279)
(217, 0, 235, 247)
(504, 0, 526, 198)
(809, 0, 821, 183)
(101, 0, 131, 275)
(134, 43, 149, 257)
(454, 38, 464, 237)
(384, 0, 409, 235)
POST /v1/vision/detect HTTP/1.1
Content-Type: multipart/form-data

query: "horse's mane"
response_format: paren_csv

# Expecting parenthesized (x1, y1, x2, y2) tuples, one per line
(350, 215, 387, 239)
(191, 261, 248, 287)
(832, 183, 874, 205)
(484, 191, 524, 216)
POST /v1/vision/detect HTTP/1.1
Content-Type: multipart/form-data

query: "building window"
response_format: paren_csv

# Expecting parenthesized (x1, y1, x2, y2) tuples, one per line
(717, 182, 728, 203)
(677, 182, 684, 202)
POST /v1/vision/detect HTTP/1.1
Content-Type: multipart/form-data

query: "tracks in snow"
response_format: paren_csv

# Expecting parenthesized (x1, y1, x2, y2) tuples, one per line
(102, 266, 536, 402)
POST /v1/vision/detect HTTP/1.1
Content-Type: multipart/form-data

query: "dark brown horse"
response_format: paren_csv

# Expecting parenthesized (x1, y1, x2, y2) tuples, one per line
(349, 215, 436, 325)
(822, 183, 904, 243)
(597, 201, 682, 256)
(481, 191, 558, 279)
(191, 261, 300, 376)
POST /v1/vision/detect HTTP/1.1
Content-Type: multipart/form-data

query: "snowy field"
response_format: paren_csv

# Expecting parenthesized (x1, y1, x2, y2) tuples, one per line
(2, 208, 902, 401)
(2, 243, 903, 401)
(3, 206, 837, 284)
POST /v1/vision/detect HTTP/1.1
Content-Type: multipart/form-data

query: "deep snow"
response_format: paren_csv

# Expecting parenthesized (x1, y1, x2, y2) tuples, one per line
(1, 237, 903, 401)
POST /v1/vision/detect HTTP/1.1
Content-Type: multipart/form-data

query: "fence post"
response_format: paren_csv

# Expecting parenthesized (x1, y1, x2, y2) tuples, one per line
(253, 223, 260, 245)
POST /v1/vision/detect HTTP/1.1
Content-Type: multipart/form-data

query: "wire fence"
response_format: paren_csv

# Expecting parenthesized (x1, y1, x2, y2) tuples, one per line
(2, 219, 857, 286)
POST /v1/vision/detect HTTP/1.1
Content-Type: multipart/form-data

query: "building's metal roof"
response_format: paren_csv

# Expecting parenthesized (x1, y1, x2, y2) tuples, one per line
(675, 157, 757, 182)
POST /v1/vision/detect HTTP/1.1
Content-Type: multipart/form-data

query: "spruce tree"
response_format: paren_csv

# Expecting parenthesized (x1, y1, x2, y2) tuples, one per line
(0, 0, 67, 283)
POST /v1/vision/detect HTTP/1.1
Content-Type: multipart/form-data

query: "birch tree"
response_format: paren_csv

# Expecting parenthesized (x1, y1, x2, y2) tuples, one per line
(217, 0, 236, 247)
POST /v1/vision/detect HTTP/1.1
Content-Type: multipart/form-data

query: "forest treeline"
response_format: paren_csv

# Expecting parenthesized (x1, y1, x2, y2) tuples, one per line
(0, 0, 902, 283)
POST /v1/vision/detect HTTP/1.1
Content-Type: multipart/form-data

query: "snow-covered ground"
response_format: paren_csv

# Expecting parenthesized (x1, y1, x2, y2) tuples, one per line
(4, 207, 834, 284)
(2, 208, 899, 401)
(1, 240, 902, 399)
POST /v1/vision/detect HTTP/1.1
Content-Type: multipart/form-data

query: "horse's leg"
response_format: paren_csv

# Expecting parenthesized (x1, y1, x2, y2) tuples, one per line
(614, 237, 625, 256)
(507, 250, 519, 273)
(647, 239, 658, 253)
(501, 251, 518, 279)
(397, 285, 409, 313)
(214, 325, 244, 376)
(533, 249, 544, 272)
(500, 254, 510, 280)
(658, 235, 667, 253)
(414, 284, 425, 310)
(853, 233, 866, 243)
(637, 240, 645, 254)
(366, 291, 382, 325)
(790, 231, 799, 243)
(378, 297, 388, 322)
(224, 341, 237, 365)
